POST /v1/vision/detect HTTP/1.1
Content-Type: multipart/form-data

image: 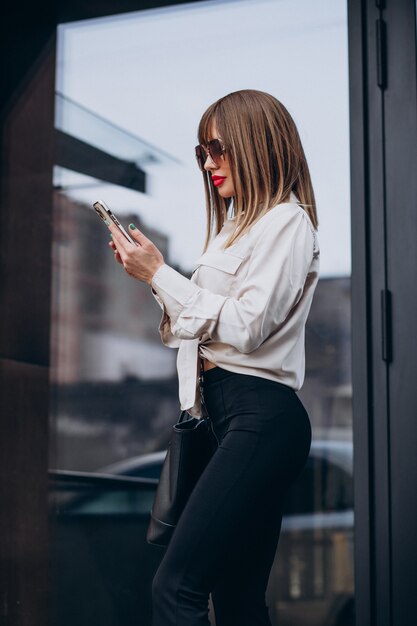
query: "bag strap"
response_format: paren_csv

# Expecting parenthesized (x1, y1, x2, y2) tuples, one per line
(198, 351, 221, 444)
(198, 353, 210, 419)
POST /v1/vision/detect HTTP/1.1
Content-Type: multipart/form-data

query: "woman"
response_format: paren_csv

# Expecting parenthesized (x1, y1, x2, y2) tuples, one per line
(108, 89, 320, 626)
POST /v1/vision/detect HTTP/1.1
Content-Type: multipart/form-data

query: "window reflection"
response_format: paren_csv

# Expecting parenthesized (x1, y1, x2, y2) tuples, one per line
(50, 94, 183, 469)
(50, 1, 353, 625)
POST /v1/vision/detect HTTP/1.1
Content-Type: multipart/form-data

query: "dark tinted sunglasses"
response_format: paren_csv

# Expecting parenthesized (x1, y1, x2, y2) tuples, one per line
(195, 139, 226, 171)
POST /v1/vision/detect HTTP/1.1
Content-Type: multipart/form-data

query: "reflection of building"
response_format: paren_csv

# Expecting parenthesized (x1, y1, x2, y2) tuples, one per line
(54, 93, 181, 192)
(49, 97, 187, 470)
(301, 277, 352, 441)
(51, 191, 179, 383)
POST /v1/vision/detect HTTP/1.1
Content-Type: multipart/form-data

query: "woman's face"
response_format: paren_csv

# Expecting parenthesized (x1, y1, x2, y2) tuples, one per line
(204, 122, 235, 198)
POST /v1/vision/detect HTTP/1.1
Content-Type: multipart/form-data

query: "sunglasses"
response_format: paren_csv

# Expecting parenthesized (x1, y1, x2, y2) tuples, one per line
(195, 139, 226, 171)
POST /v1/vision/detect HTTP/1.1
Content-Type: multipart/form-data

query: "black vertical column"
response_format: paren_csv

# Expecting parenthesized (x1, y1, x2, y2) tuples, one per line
(383, 1, 417, 625)
(348, 1, 375, 623)
(365, 2, 393, 625)
(349, 0, 393, 624)
(0, 7, 56, 625)
(350, 0, 417, 625)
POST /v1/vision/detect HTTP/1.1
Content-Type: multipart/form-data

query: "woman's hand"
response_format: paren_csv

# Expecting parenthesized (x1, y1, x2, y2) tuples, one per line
(107, 222, 165, 285)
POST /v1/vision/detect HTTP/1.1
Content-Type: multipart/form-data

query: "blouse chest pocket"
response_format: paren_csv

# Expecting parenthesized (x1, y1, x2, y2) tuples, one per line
(191, 250, 245, 296)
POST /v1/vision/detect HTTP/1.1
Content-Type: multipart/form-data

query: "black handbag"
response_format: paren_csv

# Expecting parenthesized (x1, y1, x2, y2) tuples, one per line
(146, 409, 218, 547)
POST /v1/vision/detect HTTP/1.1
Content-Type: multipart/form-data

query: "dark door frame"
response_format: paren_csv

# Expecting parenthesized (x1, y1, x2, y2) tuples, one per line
(383, 1, 417, 625)
(349, 1, 417, 626)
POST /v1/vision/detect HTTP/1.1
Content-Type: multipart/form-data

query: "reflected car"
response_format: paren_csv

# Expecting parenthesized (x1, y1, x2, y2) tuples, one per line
(49, 440, 354, 626)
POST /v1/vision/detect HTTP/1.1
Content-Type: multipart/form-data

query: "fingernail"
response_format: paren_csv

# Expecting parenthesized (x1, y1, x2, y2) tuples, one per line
(129, 223, 136, 230)
(104, 219, 110, 226)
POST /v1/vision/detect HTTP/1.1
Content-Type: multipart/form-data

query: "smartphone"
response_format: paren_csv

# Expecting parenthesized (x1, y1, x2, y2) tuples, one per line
(93, 199, 137, 246)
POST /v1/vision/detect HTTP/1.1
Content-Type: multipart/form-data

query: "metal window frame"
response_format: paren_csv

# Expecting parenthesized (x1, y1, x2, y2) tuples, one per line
(350, 2, 417, 626)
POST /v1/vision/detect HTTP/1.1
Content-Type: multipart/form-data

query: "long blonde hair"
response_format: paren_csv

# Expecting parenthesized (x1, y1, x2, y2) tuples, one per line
(197, 89, 318, 251)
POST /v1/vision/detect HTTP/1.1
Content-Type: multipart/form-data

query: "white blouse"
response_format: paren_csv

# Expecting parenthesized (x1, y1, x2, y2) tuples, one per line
(150, 191, 320, 417)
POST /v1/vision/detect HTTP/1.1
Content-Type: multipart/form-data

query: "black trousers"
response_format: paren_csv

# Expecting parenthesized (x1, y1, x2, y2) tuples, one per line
(152, 367, 312, 626)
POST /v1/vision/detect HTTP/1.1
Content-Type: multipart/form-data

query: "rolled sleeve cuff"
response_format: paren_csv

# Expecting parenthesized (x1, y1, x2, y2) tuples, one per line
(151, 287, 164, 310)
(151, 263, 198, 323)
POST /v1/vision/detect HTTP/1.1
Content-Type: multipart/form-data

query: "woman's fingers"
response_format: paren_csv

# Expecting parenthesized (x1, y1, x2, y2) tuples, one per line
(108, 240, 123, 264)
(108, 223, 137, 267)
(107, 220, 164, 283)
(107, 222, 131, 255)
(128, 224, 151, 247)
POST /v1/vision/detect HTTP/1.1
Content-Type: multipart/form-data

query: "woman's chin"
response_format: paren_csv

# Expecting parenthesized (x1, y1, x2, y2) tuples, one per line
(217, 187, 235, 199)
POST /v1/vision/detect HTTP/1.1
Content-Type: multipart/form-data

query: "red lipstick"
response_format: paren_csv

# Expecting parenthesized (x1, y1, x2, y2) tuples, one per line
(212, 175, 226, 187)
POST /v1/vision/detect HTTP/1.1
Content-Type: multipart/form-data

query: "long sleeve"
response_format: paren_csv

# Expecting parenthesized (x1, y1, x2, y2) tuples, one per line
(150, 287, 182, 348)
(150, 208, 316, 354)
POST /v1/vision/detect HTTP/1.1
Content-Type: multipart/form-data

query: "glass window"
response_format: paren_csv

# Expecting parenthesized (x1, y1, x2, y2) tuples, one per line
(50, 2, 353, 625)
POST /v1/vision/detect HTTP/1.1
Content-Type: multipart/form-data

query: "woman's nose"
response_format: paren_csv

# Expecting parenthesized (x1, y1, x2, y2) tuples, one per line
(204, 153, 218, 171)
